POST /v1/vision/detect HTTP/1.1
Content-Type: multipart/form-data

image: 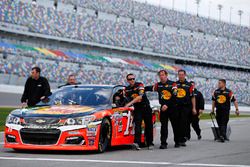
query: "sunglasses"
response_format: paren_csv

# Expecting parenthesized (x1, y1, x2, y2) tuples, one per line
(127, 78, 135, 81)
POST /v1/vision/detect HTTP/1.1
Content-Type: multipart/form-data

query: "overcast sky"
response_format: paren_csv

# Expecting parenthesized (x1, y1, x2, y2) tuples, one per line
(136, 0, 250, 27)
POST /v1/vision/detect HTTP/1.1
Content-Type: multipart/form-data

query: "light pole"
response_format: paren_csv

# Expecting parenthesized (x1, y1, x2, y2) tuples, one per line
(248, 13, 250, 27)
(172, 0, 175, 10)
(229, 7, 233, 23)
(195, 0, 201, 17)
(238, 10, 243, 39)
(238, 10, 243, 26)
(185, 0, 188, 13)
(208, 1, 211, 18)
(159, 0, 161, 8)
(218, 4, 223, 21)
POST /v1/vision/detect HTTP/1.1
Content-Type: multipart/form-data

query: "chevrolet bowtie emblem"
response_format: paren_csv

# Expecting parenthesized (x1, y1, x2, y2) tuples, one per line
(35, 119, 46, 123)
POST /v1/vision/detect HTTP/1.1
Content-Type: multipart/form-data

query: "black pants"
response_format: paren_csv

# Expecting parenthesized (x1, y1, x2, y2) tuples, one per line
(172, 105, 191, 143)
(190, 113, 201, 137)
(216, 110, 229, 139)
(160, 107, 179, 145)
(133, 105, 153, 146)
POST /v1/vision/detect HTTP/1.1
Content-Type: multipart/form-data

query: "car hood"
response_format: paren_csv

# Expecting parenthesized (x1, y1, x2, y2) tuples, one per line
(10, 105, 107, 118)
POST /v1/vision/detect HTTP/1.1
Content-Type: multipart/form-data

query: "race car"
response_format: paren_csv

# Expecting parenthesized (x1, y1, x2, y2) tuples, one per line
(4, 85, 156, 153)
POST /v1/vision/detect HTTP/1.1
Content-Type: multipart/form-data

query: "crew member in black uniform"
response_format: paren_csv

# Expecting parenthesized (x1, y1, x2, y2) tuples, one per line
(145, 70, 178, 149)
(124, 73, 154, 150)
(188, 81, 204, 140)
(211, 79, 239, 142)
(21, 67, 52, 107)
(58, 74, 80, 88)
(174, 69, 196, 147)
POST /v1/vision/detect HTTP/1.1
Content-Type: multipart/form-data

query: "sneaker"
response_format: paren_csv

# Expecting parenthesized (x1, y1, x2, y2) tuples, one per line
(159, 144, 167, 149)
(148, 145, 154, 150)
(179, 142, 186, 147)
(198, 135, 202, 140)
(219, 136, 225, 143)
(132, 143, 141, 150)
(174, 143, 180, 148)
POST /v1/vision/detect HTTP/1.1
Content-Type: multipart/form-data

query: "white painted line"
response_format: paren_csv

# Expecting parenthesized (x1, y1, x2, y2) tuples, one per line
(0, 142, 4, 145)
(0, 132, 4, 134)
(0, 157, 249, 167)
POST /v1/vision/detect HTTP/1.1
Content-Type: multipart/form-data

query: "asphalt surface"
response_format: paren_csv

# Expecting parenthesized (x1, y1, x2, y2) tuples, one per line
(0, 92, 21, 107)
(0, 118, 250, 167)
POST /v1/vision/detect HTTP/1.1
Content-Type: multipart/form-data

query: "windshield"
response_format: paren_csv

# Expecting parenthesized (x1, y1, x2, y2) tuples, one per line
(37, 86, 112, 106)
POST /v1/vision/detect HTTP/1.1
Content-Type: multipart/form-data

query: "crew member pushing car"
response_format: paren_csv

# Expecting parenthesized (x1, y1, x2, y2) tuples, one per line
(124, 73, 154, 150)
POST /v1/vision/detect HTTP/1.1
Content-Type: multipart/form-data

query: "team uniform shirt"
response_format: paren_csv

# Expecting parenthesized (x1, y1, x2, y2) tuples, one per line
(146, 80, 177, 107)
(212, 88, 236, 111)
(125, 82, 150, 108)
(175, 79, 194, 106)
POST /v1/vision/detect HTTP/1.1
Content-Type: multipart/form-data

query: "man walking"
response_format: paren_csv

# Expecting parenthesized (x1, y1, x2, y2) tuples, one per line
(211, 79, 239, 142)
(174, 69, 196, 147)
(189, 81, 204, 140)
(146, 70, 178, 149)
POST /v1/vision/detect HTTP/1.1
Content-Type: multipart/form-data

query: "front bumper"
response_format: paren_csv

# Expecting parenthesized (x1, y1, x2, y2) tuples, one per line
(4, 123, 101, 151)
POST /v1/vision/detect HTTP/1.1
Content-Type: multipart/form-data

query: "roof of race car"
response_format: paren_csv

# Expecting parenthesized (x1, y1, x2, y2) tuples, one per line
(58, 84, 119, 89)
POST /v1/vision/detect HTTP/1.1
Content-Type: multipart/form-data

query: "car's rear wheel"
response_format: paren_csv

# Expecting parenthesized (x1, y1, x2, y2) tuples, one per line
(98, 117, 111, 153)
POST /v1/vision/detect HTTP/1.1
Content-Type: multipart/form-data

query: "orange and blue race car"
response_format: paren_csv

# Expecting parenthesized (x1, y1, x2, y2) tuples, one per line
(4, 85, 156, 153)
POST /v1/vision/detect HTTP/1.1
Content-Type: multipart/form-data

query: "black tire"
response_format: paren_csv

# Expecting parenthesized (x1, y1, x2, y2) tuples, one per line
(98, 118, 111, 153)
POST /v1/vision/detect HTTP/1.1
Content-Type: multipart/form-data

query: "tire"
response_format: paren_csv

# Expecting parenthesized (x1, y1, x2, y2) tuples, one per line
(98, 117, 111, 153)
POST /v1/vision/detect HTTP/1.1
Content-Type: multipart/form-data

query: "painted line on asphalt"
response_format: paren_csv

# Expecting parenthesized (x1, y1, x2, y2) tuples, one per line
(0, 157, 249, 167)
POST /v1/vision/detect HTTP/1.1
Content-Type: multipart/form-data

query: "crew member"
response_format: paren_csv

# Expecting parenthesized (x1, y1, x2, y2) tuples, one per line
(145, 70, 178, 149)
(174, 69, 196, 147)
(189, 81, 204, 140)
(21, 67, 51, 107)
(124, 73, 154, 150)
(211, 79, 239, 142)
(58, 74, 80, 88)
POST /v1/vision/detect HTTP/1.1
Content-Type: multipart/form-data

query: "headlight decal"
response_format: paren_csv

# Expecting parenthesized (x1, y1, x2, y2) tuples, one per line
(64, 115, 96, 126)
(6, 115, 21, 125)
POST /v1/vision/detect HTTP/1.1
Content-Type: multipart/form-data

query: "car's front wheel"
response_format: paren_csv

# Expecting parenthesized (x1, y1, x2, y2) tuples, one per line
(98, 117, 111, 153)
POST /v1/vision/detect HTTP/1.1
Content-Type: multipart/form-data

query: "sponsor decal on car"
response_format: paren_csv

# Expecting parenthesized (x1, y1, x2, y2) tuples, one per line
(32, 106, 95, 115)
(88, 137, 96, 146)
(87, 125, 97, 136)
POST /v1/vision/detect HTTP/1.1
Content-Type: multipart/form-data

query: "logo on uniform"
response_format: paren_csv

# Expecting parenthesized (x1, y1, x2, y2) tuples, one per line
(177, 88, 186, 98)
(217, 95, 226, 104)
(161, 90, 171, 100)
(131, 93, 139, 99)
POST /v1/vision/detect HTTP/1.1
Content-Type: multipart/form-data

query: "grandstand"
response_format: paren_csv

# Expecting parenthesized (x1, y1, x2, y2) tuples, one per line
(0, 0, 249, 105)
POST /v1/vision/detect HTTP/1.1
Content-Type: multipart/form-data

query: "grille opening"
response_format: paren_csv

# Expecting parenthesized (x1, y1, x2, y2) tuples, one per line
(20, 128, 60, 145)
